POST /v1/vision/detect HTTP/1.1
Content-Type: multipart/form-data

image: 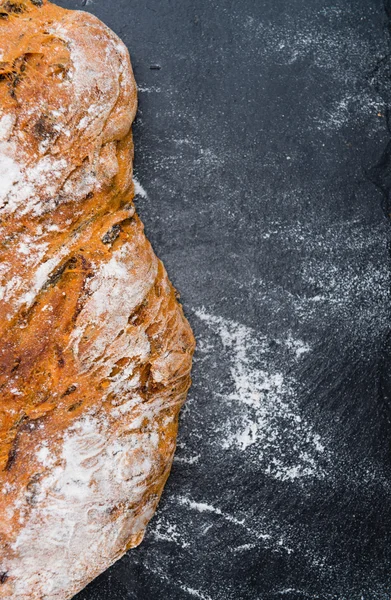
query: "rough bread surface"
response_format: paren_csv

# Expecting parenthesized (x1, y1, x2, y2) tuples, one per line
(0, 1, 195, 598)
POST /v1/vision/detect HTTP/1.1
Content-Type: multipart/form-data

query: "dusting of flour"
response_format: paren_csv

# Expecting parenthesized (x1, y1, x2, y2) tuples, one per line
(194, 308, 327, 482)
(4, 409, 166, 598)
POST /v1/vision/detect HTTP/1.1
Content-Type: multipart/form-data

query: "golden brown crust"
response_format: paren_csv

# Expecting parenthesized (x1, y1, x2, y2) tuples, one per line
(0, 1, 195, 598)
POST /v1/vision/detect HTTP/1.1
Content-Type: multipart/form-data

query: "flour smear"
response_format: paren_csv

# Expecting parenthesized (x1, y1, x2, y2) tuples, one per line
(194, 308, 328, 482)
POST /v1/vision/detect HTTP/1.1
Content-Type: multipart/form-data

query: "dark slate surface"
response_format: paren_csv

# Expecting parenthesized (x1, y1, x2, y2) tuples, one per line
(56, 0, 391, 598)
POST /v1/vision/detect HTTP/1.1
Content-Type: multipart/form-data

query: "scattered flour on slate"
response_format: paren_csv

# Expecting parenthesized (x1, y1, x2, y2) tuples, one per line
(269, 218, 391, 342)
(239, 5, 386, 133)
(180, 587, 213, 600)
(151, 517, 190, 550)
(194, 308, 327, 482)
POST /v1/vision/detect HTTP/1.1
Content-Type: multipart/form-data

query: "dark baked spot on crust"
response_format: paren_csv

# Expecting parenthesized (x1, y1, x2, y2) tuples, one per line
(44, 257, 77, 289)
(10, 357, 21, 373)
(102, 223, 121, 245)
(33, 114, 55, 141)
(68, 400, 83, 412)
(55, 344, 65, 368)
(2, 1, 26, 14)
(4, 414, 30, 471)
(4, 443, 17, 471)
(62, 384, 77, 397)
(128, 298, 149, 326)
(26, 473, 42, 506)
(45, 262, 69, 288)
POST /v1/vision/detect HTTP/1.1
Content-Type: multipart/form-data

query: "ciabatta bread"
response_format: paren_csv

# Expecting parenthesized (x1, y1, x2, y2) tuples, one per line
(0, 1, 195, 598)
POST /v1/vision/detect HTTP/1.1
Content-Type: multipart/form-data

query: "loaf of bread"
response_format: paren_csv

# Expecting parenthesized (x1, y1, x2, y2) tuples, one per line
(0, 1, 195, 597)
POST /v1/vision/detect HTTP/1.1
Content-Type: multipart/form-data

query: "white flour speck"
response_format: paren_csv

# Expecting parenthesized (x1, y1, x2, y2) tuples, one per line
(133, 178, 148, 198)
(180, 586, 213, 600)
